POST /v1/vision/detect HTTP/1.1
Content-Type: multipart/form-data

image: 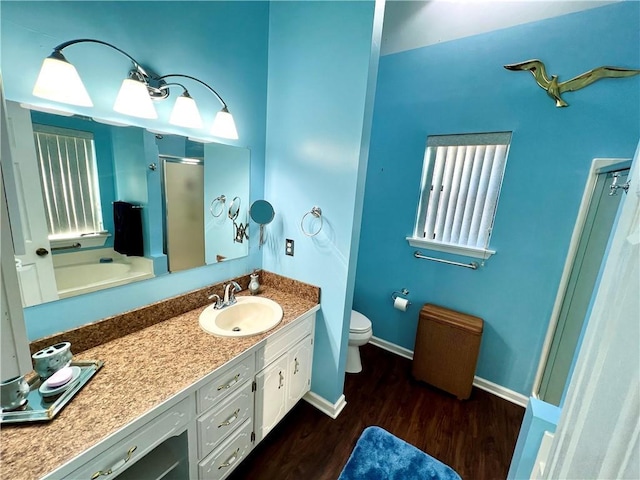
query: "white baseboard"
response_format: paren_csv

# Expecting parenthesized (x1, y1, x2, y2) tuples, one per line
(472, 376, 528, 407)
(370, 336, 413, 359)
(303, 391, 347, 419)
(369, 338, 529, 408)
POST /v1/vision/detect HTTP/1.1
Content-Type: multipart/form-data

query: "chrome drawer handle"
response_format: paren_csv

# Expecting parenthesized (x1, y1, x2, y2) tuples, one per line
(91, 446, 137, 479)
(218, 408, 240, 428)
(217, 374, 240, 391)
(278, 370, 284, 389)
(218, 448, 240, 469)
(293, 358, 300, 374)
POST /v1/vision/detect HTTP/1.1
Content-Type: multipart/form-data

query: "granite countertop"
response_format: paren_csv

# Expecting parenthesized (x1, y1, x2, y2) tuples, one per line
(0, 283, 319, 480)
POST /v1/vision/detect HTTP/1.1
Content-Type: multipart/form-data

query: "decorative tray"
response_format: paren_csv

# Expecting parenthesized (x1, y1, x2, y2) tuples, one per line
(0, 360, 103, 424)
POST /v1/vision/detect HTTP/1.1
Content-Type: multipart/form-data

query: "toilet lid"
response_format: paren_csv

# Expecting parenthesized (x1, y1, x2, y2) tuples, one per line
(350, 310, 372, 333)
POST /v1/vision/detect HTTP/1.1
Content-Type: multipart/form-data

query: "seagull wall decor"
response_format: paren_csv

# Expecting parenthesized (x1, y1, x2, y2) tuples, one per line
(504, 59, 640, 107)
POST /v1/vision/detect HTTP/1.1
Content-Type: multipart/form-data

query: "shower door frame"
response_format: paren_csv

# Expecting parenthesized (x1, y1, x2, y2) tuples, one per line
(160, 155, 206, 273)
(531, 157, 631, 401)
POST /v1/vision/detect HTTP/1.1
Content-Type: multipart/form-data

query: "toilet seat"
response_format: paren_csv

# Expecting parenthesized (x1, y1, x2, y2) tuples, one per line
(350, 310, 372, 333)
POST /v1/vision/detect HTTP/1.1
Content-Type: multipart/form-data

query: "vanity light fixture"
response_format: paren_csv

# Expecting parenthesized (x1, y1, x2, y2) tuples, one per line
(32, 38, 238, 139)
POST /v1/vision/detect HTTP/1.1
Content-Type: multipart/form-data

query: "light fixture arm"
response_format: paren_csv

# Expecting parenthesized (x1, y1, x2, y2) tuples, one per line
(52, 38, 150, 78)
(158, 82, 190, 96)
(158, 74, 228, 110)
(35, 38, 239, 139)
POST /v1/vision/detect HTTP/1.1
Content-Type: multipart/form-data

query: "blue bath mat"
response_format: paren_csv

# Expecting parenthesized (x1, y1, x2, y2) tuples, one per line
(338, 426, 462, 480)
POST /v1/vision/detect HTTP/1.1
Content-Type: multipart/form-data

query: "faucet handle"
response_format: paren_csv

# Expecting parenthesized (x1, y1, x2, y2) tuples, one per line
(208, 293, 223, 309)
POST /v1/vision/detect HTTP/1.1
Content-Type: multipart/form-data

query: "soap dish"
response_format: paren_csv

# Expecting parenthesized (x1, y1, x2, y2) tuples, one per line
(39, 366, 82, 398)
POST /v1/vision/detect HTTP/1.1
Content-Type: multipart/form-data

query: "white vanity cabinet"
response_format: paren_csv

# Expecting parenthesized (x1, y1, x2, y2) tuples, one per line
(62, 396, 193, 480)
(45, 307, 317, 480)
(254, 312, 315, 443)
(195, 351, 255, 480)
(195, 310, 316, 478)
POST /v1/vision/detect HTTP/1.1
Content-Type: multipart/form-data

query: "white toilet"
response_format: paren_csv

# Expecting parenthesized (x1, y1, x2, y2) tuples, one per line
(346, 310, 373, 373)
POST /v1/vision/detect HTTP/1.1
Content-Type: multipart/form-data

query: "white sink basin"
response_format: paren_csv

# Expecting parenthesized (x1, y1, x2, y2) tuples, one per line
(199, 296, 284, 337)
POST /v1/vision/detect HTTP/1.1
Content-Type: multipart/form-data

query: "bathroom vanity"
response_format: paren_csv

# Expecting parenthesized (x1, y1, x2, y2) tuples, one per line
(0, 277, 319, 480)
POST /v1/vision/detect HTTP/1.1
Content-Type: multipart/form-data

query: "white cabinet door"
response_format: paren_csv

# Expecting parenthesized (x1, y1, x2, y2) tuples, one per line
(287, 336, 313, 407)
(254, 354, 288, 443)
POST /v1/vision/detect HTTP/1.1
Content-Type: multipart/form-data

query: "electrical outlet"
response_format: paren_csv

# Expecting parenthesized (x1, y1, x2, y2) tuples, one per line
(285, 239, 294, 256)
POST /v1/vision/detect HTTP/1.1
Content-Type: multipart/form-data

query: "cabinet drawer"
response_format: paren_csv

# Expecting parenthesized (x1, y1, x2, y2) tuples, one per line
(198, 353, 255, 414)
(198, 418, 253, 480)
(66, 396, 193, 480)
(197, 380, 253, 459)
(259, 313, 314, 367)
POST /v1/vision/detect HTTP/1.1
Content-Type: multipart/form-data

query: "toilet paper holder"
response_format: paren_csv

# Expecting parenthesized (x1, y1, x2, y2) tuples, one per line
(391, 288, 411, 311)
(391, 288, 410, 302)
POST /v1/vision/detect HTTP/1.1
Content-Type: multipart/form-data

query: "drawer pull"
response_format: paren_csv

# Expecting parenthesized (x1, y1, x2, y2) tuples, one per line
(217, 374, 241, 391)
(218, 448, 240, 469)
(278, 370, 284, 389)
(218, 408, 240, 428)
(90, 446, 137, 479)
(293, 358, 300, 374)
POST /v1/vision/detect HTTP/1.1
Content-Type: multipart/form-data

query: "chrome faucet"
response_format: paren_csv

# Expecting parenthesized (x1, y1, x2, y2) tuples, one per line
(208, 293, 223, 309)
(223, 281, 242, 306)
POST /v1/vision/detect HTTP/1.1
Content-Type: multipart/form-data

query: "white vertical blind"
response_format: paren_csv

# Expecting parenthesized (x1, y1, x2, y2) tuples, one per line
(32, 126, 103, 238)
(417, 133, 511, 252)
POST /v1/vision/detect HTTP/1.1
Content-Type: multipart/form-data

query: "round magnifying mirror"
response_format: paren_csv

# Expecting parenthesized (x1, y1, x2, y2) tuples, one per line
(228, 196, 241, 221)
(250, 200, 275, 225)
(250, 200, 275, 248)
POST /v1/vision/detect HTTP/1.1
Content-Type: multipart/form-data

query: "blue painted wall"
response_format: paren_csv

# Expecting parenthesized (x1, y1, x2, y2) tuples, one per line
(1, 1, 269, 340)
(353, 3, 640, 396)
(263, 1, 380, 403)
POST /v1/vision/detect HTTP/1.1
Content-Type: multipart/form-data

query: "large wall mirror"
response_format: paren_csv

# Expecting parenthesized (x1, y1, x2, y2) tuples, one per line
(5, 101, 250, 308)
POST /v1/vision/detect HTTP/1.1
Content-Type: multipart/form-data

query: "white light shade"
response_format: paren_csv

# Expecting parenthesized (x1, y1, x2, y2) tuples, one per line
(113, 78, 157, 119)
(169, 93, 203, 129)
(211, 108, 238, 139)
(32, 54, 93, 107)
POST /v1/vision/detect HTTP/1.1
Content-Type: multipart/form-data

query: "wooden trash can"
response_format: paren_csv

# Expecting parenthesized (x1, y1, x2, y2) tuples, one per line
(412, 303, 483, 400)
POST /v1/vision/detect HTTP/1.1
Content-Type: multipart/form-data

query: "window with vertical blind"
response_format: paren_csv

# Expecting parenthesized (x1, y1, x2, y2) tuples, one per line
(407, 132, 512, 259)
(32, 125, 104, 239)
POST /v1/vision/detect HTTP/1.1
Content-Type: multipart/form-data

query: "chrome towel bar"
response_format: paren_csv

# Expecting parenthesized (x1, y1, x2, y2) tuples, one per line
(51, 243, 82, 251)
(414, 251, 479, 270)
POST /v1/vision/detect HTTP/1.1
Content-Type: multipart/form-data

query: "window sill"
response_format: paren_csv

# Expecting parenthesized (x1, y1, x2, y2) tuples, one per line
(50, 232, 111, 250)
(406, 237, 495, 259)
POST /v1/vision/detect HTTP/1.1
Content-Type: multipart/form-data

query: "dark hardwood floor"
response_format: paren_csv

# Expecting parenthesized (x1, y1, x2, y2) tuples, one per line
(228, 344, 524, 480)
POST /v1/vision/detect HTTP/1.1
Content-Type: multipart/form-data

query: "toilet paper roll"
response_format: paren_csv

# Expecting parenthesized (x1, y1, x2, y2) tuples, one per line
(393, 296, 409, 312)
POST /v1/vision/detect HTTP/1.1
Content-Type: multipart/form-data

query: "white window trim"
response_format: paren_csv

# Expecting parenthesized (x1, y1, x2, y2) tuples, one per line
(406, 236, 496, 259)
(49, 232, 111, 249)
(408, 131, 510, 259)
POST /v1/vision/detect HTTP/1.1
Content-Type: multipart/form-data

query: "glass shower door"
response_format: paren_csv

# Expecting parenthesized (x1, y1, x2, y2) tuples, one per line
(163, 158, 205, 272)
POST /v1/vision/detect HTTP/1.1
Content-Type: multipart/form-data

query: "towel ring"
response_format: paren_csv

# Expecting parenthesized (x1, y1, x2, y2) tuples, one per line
(209, 195, 226, 218)
(301, 206, 323, 237)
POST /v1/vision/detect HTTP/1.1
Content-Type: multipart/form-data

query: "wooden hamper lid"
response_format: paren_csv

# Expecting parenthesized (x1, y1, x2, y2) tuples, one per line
(419, 303, 483, 334)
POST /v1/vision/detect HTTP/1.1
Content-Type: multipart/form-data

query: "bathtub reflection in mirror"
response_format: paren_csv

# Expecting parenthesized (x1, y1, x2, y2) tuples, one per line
(5, 102, 250, 306)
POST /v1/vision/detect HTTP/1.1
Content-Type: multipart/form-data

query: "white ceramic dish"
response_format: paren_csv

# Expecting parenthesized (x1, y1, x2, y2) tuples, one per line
(39, 366, 81, 397)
